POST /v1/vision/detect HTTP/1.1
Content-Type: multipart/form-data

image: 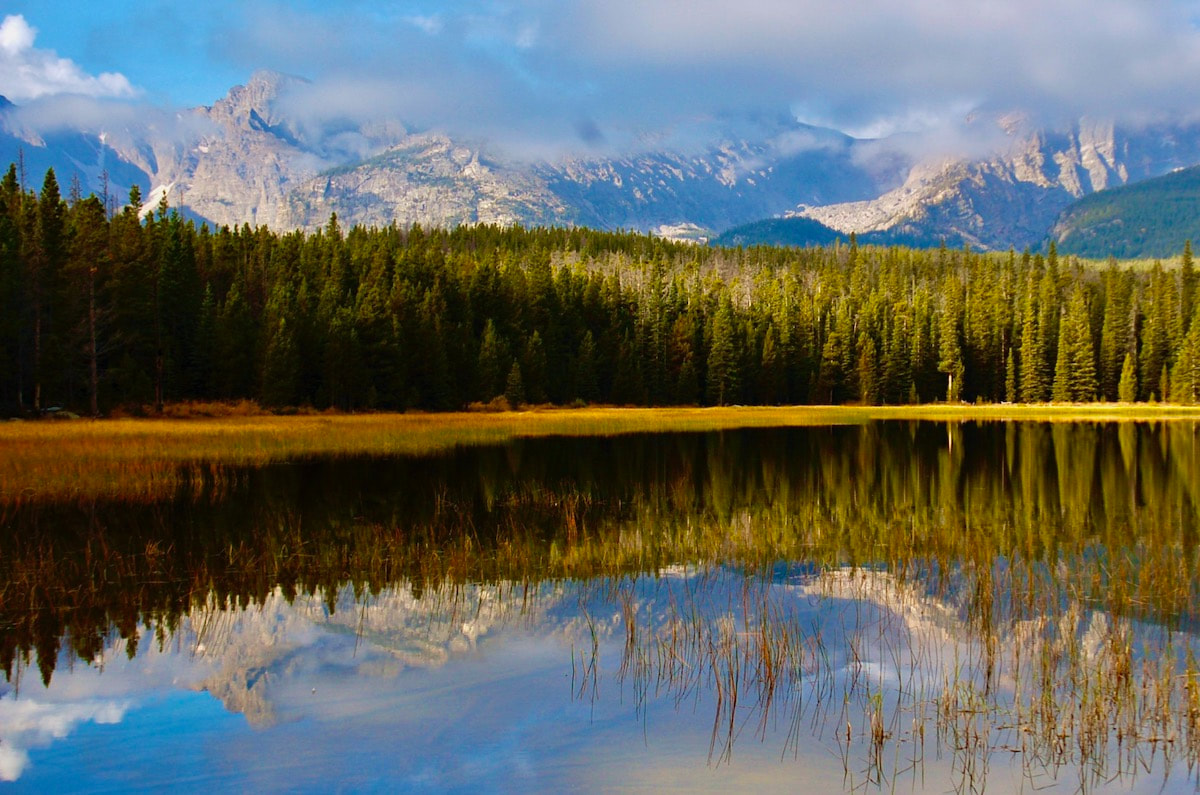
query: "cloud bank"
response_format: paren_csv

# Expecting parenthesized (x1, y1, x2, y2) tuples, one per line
(165, 0, 1200, 155)
(14, 1, 1200, 157)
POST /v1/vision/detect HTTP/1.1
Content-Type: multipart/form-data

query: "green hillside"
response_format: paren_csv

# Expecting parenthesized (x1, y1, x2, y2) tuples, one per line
(1052, 166, 1200, 259)
(711, 216, 968, 250)
(710, 216, 844, 248)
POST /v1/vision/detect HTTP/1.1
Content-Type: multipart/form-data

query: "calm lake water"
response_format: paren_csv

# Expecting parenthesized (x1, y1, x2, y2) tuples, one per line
(4, 421, 1200, 792)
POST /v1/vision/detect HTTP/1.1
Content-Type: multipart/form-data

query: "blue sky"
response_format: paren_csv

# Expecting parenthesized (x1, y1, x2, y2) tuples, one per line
(6, 1, 1200, 154)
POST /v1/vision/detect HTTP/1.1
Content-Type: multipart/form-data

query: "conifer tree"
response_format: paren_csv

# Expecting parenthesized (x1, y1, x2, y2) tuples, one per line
(758, 324, 784, 405)
(476, 319, 505, 402)
(856, 331, 879, 405)
(1098, 262, 1131, 400)
(1051, 292, 1097, 402)
(504, 360, 525, 408)
(1118, 353, 1138, 403)
(1182, 240, 1195, 335)
(1005, 347, 1016, 403)
(1019, 272, 1049, 402)
(31, 168, 65, 410)
(573, 330, 598, 403)
(523, 331, 548, 404)
(706, 296, 739, 406)
(938, 278, 965, 402)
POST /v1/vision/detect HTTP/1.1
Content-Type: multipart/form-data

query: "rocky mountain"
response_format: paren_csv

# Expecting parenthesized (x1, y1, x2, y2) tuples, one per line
(0, 72, 906, 235)
(1049, 164, 1200, 259)
(5, 73, 1200, 251)
(796, 119, 1200, 250)
(0, 95, 148, 206)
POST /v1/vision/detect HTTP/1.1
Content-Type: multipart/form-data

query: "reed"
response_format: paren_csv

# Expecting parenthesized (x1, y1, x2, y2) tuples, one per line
(6, 405, 1200, 503)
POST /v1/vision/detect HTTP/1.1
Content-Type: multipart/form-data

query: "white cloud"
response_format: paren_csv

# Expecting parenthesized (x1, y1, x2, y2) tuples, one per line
(0, 697, 128, 782)
(544, 0, 1200, 132)
(0, 15, 138, 102)
(187, 0, 1200, 157)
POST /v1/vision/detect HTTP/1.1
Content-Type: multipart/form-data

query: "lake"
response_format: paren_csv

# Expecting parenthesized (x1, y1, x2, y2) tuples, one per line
(3, 420, 1200, 792)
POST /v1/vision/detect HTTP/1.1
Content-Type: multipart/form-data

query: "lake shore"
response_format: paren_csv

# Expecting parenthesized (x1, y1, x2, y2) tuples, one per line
(6, 403, 1200, 503)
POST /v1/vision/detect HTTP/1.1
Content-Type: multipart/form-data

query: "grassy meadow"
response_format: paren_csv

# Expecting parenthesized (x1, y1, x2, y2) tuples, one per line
(7, 403, 1200, 503)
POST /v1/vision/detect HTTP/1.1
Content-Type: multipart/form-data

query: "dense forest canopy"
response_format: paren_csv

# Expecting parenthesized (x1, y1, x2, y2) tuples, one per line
(1052, 164, 1200, 259)
(2, 164, 1199, 416)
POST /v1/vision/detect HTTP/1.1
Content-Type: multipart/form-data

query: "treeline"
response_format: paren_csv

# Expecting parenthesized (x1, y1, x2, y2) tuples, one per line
(3, 164, 1200, 415)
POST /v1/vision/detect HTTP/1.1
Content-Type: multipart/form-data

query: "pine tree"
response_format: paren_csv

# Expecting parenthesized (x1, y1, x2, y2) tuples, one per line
(476, 319, 505, 402)
(573, 330, 598, 403)
(65, 196, 109, 415)
(504, 361, 525, 408)
(1005, 347, 1016, 403)
(1141, 262, 1172, 400)
(1019, 272, 1048, 402)
(1182, 240, 1195, 336)
(1118, 352, 1138, 403)
(938, 277, 965, 402)
(1051, 292, 1098, 402)
(856, 331, 879, 405)
(758, 324, 784, 405)
(1098, 263, 1131, 400)
(261, 317, 299, 407)
(523, 331, 548, 404)
(31, 168, 66, 410)
(1173, 302, 1200, 403)
(706, 296, 739, 406)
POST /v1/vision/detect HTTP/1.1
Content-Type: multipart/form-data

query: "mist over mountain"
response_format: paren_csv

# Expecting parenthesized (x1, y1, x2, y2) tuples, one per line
(3, 70, 1200, 252)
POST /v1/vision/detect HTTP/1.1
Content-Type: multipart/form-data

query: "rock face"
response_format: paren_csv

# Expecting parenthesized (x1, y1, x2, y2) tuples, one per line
(539, 126, 907, 233)
(799, 120, 1200, 250)
(6, 72, 1200, 248)
(78, 71, 903, 234)
(278, 136, 571, 230)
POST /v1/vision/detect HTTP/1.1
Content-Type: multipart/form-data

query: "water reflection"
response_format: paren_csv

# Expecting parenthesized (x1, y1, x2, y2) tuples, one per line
(4, 421, 1200, 791)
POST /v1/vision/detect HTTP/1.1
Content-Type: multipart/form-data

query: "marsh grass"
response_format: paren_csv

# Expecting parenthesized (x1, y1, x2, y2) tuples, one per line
(7, 404, 1200, 503)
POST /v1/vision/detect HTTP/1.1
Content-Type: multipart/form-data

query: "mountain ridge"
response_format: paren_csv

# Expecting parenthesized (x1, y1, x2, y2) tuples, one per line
(2, 72, 1200, 252)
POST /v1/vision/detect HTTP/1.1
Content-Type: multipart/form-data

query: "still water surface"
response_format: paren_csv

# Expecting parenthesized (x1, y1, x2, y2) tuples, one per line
(4, 421, 1200, 792)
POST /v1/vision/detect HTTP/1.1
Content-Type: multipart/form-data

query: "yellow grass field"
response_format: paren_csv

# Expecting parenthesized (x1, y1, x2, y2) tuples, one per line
(5, 404, 1200, 503)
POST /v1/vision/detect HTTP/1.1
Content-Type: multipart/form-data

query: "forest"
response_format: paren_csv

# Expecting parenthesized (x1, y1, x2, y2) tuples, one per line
(2, 164, 1200, 416)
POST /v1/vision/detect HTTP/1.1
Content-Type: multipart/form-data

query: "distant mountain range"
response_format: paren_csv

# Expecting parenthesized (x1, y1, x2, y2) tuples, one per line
(4, 70, 1200, 256)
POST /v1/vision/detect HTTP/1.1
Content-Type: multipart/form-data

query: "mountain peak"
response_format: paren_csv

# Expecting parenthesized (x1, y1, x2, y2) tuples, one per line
(207, 70, 310, 132)
(244, 69, 310, 95)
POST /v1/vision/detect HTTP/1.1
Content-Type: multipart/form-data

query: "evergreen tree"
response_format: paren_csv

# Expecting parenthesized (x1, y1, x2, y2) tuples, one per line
(856, 331, 879, 405)
(30, 168, 66, 410)
(1005, 347, 1016, 403)
(522, 331, 548, 404)
(758, 324, 785, 405)
(938, 277, 965, 402)
(1019, 271, 1049, 403)
(65, 196, 109, 415)
(706, 296, 739, 406)
(1098, 263, 1131, 400)
(504, 361, 525, 407)
(1051, 291, 1098, 402)
(261, 317, 299, 407)
(1118, 352, 1138, 403)
(476, 319, 505, 402)
(573, 330, 599, 403)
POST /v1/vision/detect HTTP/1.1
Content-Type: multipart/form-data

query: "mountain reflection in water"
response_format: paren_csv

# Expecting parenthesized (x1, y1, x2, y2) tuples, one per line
(3, 421, 1200, 792)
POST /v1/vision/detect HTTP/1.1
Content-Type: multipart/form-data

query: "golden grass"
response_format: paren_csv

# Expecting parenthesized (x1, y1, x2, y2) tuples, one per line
(5, 403, 1200, 503)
